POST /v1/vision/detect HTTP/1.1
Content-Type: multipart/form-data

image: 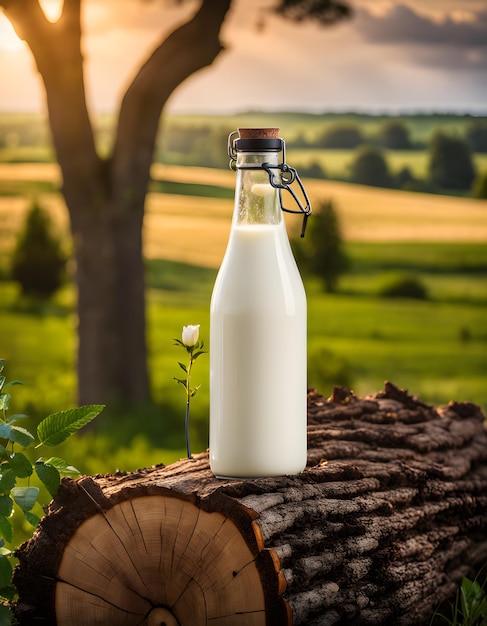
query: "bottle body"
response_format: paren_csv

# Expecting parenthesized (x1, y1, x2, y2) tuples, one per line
(209, 146, 307, 478)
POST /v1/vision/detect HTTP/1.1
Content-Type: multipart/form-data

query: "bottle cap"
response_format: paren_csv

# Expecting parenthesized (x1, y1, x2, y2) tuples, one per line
(238, 128, 280, 139)
(234, 128, 282, 152)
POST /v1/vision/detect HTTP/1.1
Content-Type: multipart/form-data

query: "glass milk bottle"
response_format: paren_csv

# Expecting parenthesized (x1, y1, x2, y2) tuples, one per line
(210, 127, 311, 478)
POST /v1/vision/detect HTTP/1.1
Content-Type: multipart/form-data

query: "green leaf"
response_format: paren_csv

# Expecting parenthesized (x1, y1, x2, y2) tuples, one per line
(8, 452, 33, 478)
(0, 378, 4, 394)
(0, 555, 12, 590)
(0, 517, 12, 544)
(460, 576, 487, 623)
(12, 486, 39, 512)
(0, 471, 16, 495)
(178, 362, 188, 373)
(0, 362, 4, 375)
(3, 380, 22, 390)
(24, 511, 40, 529)
(9, 426, 35, 448)
(6, 413, 29, 425)
(37, 405, 104, 447)
(35, 461, 60, 497)
(0, 424, 35, 448)
(0, 498, 12, 519)
(39, 457, 80, 477)
(0, 395, 10, 413)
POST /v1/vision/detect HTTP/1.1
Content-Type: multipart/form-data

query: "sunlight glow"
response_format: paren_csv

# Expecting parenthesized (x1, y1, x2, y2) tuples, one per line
(39, 0, 63, 22)
(0, 14, 24, 52)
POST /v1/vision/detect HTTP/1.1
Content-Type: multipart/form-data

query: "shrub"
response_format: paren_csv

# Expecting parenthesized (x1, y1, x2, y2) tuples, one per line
(378, 273, 428, 300)
(349, 146, 392, 188)
(10, 201, 67, 297)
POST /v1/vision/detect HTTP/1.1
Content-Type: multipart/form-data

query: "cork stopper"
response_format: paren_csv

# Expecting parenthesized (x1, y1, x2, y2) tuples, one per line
(238, 128, 280, 140)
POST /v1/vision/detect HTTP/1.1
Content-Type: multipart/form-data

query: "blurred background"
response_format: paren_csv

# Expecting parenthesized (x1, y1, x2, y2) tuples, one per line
(0, 0, 486, 480)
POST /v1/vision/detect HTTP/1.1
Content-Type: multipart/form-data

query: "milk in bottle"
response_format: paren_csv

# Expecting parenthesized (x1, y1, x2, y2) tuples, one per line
(209, 128, 309, 478)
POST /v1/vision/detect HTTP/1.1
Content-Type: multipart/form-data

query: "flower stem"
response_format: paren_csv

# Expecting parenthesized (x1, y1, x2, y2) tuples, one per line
(185, 400, 191, 458)
(185, 351, 194, 458)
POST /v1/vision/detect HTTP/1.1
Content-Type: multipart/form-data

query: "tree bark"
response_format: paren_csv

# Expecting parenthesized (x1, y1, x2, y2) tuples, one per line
(13, 382, 487, 625)
(0, 0, 231, 405)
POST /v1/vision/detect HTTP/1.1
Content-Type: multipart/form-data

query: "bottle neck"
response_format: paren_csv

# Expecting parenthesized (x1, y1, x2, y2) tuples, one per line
(233, 151, 281, 228)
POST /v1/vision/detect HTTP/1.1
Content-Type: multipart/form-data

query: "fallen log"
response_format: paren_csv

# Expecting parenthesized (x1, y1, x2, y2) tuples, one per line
(13, 382, 487, 625)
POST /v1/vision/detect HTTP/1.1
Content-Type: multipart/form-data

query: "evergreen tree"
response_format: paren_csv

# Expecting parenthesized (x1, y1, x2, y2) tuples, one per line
(293, 199, 349, 293)
(11, 201, 67, 297)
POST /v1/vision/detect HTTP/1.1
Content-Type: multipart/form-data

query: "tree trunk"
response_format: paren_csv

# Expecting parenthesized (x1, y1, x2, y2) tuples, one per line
(0, 0, 231, 405)
(13, 382, 487, 625)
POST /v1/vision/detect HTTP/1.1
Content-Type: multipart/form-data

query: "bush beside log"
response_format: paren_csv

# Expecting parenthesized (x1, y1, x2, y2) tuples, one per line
(13, 382, 487, 625)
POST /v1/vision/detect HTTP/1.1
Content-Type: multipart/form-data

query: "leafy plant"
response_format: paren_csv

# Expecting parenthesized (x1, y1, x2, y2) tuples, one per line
(0, 359, 104, 620)
(432, 571, 487, 626)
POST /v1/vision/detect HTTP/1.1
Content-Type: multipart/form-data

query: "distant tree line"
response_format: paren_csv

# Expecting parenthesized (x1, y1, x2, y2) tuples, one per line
(156, 118, 487, 197)
(347, 130, 483, 196)
(1, 114, 486, 197)
(288, 118, 487, 153)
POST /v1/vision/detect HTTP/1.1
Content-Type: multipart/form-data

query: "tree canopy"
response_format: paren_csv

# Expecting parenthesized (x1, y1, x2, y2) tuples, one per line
(428, 131, 476, 191)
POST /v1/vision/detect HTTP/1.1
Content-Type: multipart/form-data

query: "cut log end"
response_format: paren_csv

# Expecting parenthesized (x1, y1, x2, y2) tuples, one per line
(53, 495, 268, 625)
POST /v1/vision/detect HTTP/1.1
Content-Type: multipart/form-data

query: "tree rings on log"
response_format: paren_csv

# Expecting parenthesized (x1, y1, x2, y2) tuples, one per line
(14, 477, 289, 625)
(54, 495, 271, 625)
(13, 382, 487, 625)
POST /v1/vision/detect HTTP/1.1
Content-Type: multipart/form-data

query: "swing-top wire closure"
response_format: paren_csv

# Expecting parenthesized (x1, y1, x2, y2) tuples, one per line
(228, 132, 312, 237)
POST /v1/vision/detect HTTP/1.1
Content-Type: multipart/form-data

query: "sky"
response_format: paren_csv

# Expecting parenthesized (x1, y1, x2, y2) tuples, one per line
(0, 0, 486, 115)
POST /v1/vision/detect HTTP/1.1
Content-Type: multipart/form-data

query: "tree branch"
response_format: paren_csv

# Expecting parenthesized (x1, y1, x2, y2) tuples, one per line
(112, 0, 232, 199)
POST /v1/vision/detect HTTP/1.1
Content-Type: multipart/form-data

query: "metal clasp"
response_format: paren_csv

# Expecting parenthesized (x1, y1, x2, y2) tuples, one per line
(262, 162, 312, 238)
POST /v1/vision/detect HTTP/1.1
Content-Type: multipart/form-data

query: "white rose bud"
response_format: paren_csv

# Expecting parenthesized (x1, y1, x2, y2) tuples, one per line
(182, 325, 200, 347)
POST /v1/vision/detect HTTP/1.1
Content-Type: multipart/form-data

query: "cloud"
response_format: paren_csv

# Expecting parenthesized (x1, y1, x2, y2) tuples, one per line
(355, 3, 487, 48)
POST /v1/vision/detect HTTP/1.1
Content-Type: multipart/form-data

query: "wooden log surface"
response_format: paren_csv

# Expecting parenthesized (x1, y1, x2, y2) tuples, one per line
(13, 382, 487, 625)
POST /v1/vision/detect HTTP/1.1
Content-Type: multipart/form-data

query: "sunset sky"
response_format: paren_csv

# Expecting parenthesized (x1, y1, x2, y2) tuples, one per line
(0, 0, 486, 115)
